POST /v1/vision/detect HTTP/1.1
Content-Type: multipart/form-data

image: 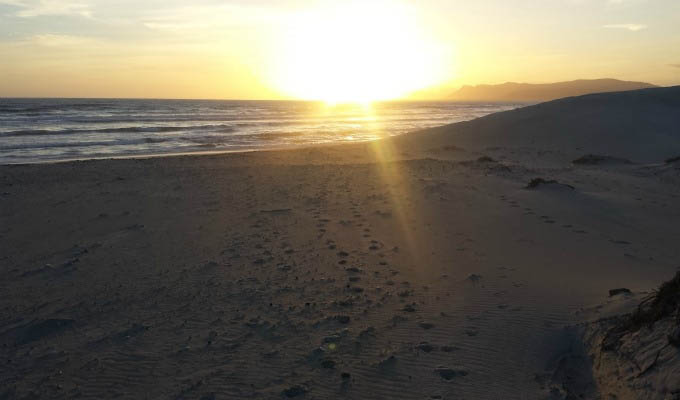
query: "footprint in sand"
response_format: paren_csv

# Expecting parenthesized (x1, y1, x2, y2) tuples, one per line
(435, 366, 468, 380)
(466, 274, 482, 284)
(465, 329, 479, 337)
(419, 322, 435, 330)
(416, 342, 435, 353)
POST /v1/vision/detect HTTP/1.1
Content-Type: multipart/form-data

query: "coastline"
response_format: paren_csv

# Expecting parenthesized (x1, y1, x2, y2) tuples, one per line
(2, 88, 679, 399)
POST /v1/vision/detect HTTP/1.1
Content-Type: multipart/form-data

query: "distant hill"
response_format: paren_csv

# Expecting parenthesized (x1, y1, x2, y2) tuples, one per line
(449, 79, 657, 102)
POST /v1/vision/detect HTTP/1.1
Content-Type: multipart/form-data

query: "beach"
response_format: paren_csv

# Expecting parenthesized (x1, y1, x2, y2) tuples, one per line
(2, 87, 680, 399)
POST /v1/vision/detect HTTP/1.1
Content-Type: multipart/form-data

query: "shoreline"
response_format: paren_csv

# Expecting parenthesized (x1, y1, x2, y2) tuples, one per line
(0, 139, 388, 166)
(1, 145, 285, 167)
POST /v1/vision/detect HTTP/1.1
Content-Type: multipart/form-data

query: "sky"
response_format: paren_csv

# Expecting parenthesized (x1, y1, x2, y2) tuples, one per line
(0, 0, 679, 100)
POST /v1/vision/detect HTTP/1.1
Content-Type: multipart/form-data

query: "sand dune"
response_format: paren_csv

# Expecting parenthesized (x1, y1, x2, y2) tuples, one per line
(1, 86, 680, 399)
(399, 85, 680, 164)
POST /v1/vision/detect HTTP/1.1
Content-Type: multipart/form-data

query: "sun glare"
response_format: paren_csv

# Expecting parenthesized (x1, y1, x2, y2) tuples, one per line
(271, 1, 454, 104)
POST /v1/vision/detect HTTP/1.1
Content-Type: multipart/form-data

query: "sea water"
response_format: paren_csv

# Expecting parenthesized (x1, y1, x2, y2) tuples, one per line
(0, 98, 521, 164)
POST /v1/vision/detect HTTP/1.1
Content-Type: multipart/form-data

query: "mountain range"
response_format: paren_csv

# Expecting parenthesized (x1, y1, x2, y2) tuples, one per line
(447, 78, 657, 102)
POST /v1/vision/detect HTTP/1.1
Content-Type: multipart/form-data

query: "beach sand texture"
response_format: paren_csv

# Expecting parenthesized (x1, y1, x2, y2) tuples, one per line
(2, 87, 680, 399)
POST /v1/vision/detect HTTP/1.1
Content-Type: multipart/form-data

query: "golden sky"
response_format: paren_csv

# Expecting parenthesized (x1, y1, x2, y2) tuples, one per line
(0, 0, 679, 100)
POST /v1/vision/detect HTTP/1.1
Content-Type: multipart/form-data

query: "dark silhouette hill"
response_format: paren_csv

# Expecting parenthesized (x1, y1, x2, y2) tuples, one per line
(449, 79, 657, 102)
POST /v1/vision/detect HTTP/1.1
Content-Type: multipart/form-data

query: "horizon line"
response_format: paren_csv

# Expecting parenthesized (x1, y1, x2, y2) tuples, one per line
(3, 80, 678, 102)
(0, 96, 468, 102)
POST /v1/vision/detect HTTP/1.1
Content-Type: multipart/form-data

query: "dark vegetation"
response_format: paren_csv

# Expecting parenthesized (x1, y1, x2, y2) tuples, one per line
(526, 178, 575, 190)
(602, 271, 680, 351)
(609, 288, 632, 297)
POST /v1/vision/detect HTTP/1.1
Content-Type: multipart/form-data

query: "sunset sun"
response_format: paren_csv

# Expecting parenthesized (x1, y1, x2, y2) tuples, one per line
(271, 1, 454, 103)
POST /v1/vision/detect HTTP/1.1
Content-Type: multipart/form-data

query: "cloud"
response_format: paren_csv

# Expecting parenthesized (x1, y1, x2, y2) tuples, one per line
(31, 33, 94, 46)
(0, 0, 25, 6)
(566, 0, 642, 5)
(605, 0, 647, 5)
(603, 23, 647, 31)
(0, 0, 92, 18)
(670, 64, 680, 69)
(139, 3, 287, 33)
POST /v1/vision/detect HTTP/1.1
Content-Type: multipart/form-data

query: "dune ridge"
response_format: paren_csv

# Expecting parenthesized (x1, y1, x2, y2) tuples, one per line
(398, 85, 680, 164)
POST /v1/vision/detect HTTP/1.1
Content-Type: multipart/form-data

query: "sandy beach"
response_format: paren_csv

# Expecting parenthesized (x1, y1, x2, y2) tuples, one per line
(2, 87, 680, 399)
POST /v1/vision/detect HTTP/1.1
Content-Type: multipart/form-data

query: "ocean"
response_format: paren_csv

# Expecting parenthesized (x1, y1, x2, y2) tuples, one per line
(0, 98, 522, 164)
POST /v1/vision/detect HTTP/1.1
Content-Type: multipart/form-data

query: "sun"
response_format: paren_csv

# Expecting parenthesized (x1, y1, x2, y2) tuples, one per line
(270, 1, 454, 104)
